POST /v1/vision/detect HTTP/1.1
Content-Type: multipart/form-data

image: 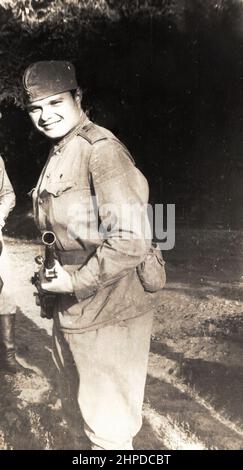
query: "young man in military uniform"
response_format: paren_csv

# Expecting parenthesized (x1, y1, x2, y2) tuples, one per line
(23, 61, 153, 450)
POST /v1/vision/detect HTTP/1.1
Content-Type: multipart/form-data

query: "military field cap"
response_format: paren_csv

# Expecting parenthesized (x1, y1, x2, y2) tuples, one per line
(23, 60, 78, 102)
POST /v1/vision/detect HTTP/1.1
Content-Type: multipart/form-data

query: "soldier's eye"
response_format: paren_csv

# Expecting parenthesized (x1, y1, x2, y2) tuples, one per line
(51, 101, 62, 106)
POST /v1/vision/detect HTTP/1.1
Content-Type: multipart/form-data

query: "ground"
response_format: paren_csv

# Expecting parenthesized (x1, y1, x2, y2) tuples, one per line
(0, 228, 243, 450)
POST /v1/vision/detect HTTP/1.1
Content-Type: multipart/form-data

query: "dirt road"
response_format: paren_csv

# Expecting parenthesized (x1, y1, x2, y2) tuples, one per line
(0, 229, 243, 450)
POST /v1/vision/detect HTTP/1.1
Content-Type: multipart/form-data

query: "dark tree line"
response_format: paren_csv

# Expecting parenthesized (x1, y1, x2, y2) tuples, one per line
(1, 0, 243, 228)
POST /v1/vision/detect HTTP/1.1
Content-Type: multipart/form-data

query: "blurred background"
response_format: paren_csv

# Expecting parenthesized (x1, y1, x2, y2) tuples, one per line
(0, 0, 243, 230)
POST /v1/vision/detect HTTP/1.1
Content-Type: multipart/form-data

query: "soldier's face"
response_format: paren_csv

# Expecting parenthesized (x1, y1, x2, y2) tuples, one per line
(27, 91, 81, 139)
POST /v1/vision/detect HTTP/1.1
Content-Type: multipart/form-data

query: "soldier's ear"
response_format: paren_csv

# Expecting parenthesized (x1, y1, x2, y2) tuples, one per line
(74, 88, 82, 107)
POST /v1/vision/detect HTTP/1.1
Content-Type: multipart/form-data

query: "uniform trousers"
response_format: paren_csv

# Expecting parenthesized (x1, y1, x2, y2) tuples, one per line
(52, 311, 153, 450)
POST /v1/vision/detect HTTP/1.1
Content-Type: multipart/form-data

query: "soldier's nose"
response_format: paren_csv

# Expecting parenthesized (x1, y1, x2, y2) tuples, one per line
(40, 107, 52, 122)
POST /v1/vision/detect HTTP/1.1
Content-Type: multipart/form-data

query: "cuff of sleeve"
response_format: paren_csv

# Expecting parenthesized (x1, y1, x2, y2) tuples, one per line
(71, 265, 100, 302)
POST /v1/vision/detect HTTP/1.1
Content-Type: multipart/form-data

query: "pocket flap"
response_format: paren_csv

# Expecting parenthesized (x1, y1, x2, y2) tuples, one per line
(45, 180, 75, 197)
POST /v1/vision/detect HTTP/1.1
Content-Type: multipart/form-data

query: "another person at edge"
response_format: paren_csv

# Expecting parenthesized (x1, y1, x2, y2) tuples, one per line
(0, 156, 18, 373)
(23, 60, 154, 450)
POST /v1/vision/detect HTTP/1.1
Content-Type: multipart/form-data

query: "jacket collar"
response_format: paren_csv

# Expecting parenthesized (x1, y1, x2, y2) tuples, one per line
(52, 111, 91, 153)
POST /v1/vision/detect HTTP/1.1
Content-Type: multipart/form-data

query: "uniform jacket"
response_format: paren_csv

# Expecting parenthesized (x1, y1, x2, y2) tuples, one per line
(32, 113, 153, 332)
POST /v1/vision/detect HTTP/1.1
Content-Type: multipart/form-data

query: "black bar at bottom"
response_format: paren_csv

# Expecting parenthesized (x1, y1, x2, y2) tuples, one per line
(0, 450, 242, 466)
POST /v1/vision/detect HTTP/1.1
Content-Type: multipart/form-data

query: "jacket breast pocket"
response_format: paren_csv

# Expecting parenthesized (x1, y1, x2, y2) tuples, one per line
(43, 180, 78, 225)
(46, 180, 95, 233)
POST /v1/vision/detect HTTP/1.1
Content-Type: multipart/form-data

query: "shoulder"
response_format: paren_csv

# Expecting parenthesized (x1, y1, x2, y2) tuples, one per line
(77, 121, 134, 169)
(77, 122, 117, 145)
(90, 135, 135, 176)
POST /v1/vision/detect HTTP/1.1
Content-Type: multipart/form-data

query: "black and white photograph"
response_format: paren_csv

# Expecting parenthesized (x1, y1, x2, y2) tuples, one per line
(0, 0, 243, 459)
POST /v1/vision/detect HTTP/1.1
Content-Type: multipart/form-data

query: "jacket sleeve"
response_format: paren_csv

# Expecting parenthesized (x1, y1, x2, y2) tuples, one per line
(0, 157, 16, 228)
(71, 139, 151, 300)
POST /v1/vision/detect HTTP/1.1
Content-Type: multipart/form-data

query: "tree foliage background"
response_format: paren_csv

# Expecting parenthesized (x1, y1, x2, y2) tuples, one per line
(1, 0, 243, 228)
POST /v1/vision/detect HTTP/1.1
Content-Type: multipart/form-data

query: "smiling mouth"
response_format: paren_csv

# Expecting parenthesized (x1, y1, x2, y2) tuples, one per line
(42, 121, 61, 129)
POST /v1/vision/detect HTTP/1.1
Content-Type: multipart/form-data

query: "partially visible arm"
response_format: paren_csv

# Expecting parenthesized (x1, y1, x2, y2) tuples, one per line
(71, 139, 151, 300)
(0, 157, 16, 228)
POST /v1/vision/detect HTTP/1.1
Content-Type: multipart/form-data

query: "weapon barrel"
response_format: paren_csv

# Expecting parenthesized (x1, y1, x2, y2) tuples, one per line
(42, 231, 56, 246)
(42, 231, 56, 270)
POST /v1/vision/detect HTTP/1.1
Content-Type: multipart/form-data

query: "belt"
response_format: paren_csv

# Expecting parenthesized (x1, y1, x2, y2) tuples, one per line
(57, 250, 87, 266)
